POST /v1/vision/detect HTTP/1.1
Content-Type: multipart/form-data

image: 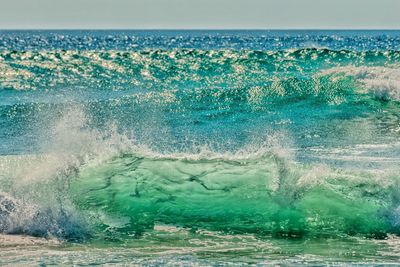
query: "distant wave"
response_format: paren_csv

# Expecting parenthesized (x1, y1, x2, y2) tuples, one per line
(1, 49, 399, 106)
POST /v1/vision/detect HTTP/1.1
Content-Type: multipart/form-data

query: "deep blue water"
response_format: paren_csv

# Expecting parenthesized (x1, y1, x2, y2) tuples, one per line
(1, 30, 400, 50)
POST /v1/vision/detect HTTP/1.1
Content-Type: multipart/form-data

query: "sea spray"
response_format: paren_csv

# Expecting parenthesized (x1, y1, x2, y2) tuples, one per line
(0, 106, 131, 239)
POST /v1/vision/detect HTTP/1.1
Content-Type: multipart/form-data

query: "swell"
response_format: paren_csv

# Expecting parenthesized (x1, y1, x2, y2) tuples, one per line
(0, 49, 398, 89)
(1, 49, 399, 110)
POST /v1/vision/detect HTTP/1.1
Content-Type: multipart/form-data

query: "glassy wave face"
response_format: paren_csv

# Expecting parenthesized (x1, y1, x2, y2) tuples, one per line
(1, 30, 400, 264)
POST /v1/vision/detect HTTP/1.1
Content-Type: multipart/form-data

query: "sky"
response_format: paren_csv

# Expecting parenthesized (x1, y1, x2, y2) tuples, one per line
(0, 0, 399, 29)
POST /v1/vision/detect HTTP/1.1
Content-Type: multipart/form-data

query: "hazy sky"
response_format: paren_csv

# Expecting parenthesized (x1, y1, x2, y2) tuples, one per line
(0, 0, 399, 29)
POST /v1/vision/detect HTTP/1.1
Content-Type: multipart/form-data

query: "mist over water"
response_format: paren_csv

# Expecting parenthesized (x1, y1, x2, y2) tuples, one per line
(1, 30, 400, 265)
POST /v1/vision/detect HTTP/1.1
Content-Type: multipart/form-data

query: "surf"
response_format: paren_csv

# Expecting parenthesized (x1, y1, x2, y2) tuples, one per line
(1, 32, 400, 265)
(1, 107, 399, 241)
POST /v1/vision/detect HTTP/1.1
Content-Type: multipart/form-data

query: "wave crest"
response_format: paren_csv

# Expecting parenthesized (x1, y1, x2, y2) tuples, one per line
(320, 66, 400, 101)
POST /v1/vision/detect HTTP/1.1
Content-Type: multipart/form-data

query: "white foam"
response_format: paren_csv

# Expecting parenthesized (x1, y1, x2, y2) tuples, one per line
(0, 107, 133, 238)
(319, 66, 400, 101)
(125, 130, 294, 162)
(0, 234, 59, 246)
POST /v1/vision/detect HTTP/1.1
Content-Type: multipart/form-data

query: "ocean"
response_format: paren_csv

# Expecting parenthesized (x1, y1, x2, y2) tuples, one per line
(1, 30, 400, 265)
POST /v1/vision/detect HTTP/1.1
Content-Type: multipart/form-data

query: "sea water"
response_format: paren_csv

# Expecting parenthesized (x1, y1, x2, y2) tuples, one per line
(1, 30, 400, 265)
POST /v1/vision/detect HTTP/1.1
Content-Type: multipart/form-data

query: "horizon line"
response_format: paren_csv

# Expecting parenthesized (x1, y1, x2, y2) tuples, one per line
(1, 28, 400, 31)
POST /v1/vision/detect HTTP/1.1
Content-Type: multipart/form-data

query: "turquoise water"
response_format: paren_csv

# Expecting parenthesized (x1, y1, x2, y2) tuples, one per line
(1, 30, 400, 265)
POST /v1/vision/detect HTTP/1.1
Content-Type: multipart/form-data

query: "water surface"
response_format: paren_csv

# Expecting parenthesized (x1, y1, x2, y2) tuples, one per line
(1, 30, 400, 265)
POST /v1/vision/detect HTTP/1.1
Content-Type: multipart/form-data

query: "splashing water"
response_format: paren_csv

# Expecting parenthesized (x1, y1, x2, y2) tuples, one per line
(1, 30, 400, 265)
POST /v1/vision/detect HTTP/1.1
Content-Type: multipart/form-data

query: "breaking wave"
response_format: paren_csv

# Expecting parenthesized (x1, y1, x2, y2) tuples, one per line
(1, 107, 400, 241)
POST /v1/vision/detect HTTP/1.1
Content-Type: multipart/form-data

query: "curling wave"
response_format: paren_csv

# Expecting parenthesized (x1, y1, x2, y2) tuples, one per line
(1, 108, 399, 241)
